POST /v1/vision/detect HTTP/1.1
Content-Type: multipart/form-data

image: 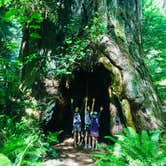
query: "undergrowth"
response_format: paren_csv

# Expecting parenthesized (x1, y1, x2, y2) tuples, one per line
(93, 127, 166, 166)
(0, 115, 61, 166)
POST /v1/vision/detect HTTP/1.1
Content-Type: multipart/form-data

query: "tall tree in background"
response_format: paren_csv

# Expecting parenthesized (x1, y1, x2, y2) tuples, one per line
(19, 0, 164, 131)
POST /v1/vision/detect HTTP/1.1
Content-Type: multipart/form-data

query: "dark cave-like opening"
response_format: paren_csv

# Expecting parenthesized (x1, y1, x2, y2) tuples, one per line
(44, 64, 115, 141)
(67, 64, 111, 140)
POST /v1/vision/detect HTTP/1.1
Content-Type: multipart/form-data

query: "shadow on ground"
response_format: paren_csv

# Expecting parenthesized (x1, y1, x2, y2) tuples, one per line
(55, 138, 96, 166)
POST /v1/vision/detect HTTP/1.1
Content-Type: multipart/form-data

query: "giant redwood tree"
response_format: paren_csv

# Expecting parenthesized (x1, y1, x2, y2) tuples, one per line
(20, 0, 164, 134)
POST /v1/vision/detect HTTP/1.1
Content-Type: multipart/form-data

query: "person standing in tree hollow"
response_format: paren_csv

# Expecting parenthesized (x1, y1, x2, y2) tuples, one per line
(71, 98, 82, 147)
(91, 106, 103, 150)
(84, 97, 95, 149)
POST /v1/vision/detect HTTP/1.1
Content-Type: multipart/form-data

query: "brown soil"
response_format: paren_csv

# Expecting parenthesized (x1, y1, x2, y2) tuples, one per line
(55, 138, 96, 166)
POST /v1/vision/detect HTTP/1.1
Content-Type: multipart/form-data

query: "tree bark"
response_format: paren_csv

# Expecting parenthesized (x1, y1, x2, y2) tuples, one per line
(20, 0, 164, 132)
(19, 26, 30, 81)
(68, 0, 164, 131)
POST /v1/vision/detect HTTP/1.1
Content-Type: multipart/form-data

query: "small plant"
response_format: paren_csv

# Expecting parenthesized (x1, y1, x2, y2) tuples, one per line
(93, 127, 166, 166)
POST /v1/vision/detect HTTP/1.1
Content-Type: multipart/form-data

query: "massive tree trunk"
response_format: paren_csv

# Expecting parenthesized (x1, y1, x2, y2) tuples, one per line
(91, 0, 164, 132)
(20, 0, 164, 134)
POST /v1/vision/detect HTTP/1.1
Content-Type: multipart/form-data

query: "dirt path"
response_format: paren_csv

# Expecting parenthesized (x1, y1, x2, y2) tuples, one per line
(55, 138, 96, 166)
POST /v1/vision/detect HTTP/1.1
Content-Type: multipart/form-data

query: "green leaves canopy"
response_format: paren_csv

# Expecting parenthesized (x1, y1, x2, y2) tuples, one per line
(143, 0, 166, 101)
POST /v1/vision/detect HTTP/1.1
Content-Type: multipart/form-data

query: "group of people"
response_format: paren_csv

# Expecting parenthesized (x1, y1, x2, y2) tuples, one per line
(71, 97, 103, 150)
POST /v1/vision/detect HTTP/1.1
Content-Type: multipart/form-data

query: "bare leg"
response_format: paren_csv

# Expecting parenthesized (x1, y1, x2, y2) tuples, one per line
(95, 139, 98, 150)
(88, 133, 92, 149)
(92, 137, 95, 150)
(85, 132, 88, 145)
(79, 132, 83, 145)
(77, 132, 81, 145)
(84, 131, 89, 149)
(74, 132, 77, 147)
(77, 132, 79, 147)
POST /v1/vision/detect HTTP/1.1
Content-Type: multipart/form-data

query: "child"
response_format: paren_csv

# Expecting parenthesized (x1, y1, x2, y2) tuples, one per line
(84, 97, 93, 149)
(91, 106, 103, 150)
(71, 98, 82, 147)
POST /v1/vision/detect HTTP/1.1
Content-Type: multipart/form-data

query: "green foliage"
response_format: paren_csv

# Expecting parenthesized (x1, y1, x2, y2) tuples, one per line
(85, 13, 107, 41)
(0, 116, 60, 166)
(0, 1, 165, 165)
(47, 131, 63, 145)
(143, 0, 166, 101)
(0, 4, 24, 121)
(93, 128, 166, 166)
(0, 3, 60, 165)
(53, 13, 107, 77)
(0, 0, 60, 87)
(25, 53, 38, 64)
(0, 0, 45, 118)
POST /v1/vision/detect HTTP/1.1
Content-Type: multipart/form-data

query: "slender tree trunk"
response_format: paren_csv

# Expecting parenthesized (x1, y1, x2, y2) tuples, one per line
(19, 26, 30, 81)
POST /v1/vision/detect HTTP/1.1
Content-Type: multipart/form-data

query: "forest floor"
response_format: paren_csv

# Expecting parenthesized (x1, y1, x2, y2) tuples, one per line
(54, 138, 96, 166)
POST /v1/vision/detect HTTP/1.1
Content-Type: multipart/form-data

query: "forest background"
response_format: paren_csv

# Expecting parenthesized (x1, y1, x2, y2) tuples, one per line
(0, 0, 166, 165)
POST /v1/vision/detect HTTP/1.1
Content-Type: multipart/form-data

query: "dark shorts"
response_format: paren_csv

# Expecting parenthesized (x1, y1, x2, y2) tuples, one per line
(84, 124, 91, 132)
(73, 123, 81, 132)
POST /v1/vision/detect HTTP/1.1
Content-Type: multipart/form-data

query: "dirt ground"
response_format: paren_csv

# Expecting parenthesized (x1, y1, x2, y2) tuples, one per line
(55, 138, 96, 166)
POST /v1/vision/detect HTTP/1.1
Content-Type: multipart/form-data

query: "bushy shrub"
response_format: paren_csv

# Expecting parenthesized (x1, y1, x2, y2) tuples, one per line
(0, 116, 61, 166)
(93, 127, 166, 166)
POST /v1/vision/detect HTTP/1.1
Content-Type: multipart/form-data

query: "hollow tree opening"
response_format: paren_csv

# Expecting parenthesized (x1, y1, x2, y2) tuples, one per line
(69, 64, 111, 139)
(21, 0, 164, 135)
(43, 63, 129, 140)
